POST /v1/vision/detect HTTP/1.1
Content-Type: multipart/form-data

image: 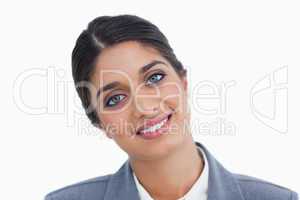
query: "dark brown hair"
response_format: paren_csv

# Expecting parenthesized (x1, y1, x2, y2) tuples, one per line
(72, 14, 186, 128)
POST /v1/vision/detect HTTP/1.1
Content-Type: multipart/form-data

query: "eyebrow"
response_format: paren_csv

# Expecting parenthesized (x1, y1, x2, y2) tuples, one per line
(96, 81, 120, 99)
(138, 60, 167, 75)
(96, 60, 167, 99)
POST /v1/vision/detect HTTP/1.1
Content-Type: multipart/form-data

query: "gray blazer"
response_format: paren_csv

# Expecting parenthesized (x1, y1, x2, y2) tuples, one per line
(45, 142, 298, 200)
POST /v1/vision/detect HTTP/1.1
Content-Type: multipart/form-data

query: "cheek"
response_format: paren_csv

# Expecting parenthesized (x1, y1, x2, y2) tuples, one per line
(160, 82, 187, 114)
(100, 110, 133, 137)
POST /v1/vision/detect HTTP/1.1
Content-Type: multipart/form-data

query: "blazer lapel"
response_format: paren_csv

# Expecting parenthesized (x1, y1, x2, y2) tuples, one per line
(104, 141, 245, 200)
(103, 159, 140, 200)
(195, 142, 245, 200)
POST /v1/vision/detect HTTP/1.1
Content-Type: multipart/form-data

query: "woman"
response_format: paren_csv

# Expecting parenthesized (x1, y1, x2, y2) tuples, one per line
(45, 14, 298, 200)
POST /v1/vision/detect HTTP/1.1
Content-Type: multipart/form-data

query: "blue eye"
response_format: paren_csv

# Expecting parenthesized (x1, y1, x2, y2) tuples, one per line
(105, 94, 126, 107)
(146, 73, 166, 86)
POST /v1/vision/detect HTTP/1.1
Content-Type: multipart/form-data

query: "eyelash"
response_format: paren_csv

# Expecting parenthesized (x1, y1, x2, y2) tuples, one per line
(104, 72, 166, 108)
(105, 94, 126, 107)
(146, 72, 166, 85)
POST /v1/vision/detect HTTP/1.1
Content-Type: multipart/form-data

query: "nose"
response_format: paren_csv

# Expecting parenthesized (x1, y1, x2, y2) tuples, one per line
(133, 93, 161, 119)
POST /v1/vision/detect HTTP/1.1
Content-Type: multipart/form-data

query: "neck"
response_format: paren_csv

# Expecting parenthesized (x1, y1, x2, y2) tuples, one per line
(129, 137, 203, 200)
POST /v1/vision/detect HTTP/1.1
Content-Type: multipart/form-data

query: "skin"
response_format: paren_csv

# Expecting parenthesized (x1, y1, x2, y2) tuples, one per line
(90, 41, 203, 200)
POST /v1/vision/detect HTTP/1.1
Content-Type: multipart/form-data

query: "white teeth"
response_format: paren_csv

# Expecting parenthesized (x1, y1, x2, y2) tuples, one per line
(140, 118, 168, 134)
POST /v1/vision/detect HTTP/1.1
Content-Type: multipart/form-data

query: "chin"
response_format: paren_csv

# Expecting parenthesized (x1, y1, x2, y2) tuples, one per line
(133, 130, 187, 161)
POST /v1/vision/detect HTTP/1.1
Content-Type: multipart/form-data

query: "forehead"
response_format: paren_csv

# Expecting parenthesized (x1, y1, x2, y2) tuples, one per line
(91, 41, 167, 80)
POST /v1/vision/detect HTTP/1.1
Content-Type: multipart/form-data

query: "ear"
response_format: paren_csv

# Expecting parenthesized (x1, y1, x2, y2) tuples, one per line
(179, 69, 188, 91)
(105, 132, 113, 139)
(102, 127, 113, 139)
(181, 75, 188, 92)
(96, 121, 113, 139)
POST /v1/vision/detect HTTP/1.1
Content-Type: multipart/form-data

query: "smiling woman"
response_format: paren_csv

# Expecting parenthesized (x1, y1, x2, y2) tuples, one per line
(45, 14, 298, 200)
(88, 40, 192, 163)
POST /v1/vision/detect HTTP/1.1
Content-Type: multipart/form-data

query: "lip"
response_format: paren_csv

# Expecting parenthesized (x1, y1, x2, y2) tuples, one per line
(136, 111, 173, 134)
(137, 114, 172, 140)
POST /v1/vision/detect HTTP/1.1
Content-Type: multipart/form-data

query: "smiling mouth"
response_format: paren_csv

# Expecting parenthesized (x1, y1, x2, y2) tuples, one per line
(136, 113, 173, 137)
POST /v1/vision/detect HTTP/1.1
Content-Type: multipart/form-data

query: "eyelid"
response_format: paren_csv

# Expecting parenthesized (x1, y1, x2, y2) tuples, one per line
(144, 69, 166, 82)
(105, 93, 127, 108)
(103, 90, 125, 105)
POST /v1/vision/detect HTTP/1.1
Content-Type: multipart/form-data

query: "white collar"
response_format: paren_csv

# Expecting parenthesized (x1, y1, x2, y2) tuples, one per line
(133, 145, 209, 200)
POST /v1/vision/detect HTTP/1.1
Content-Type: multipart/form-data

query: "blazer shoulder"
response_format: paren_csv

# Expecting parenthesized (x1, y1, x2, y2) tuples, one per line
(234, 173, 298, 200)
(45, 174, 111, 200)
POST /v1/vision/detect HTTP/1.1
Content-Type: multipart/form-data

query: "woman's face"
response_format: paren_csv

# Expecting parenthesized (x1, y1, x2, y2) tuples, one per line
(90, 41, 191, 161)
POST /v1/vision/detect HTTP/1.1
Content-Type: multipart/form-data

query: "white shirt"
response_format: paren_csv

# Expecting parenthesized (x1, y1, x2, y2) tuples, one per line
(133, 145, 209, 200)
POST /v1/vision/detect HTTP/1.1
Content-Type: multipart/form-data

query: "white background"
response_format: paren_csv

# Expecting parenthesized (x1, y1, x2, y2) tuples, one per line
(1, 0, 299, 199)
